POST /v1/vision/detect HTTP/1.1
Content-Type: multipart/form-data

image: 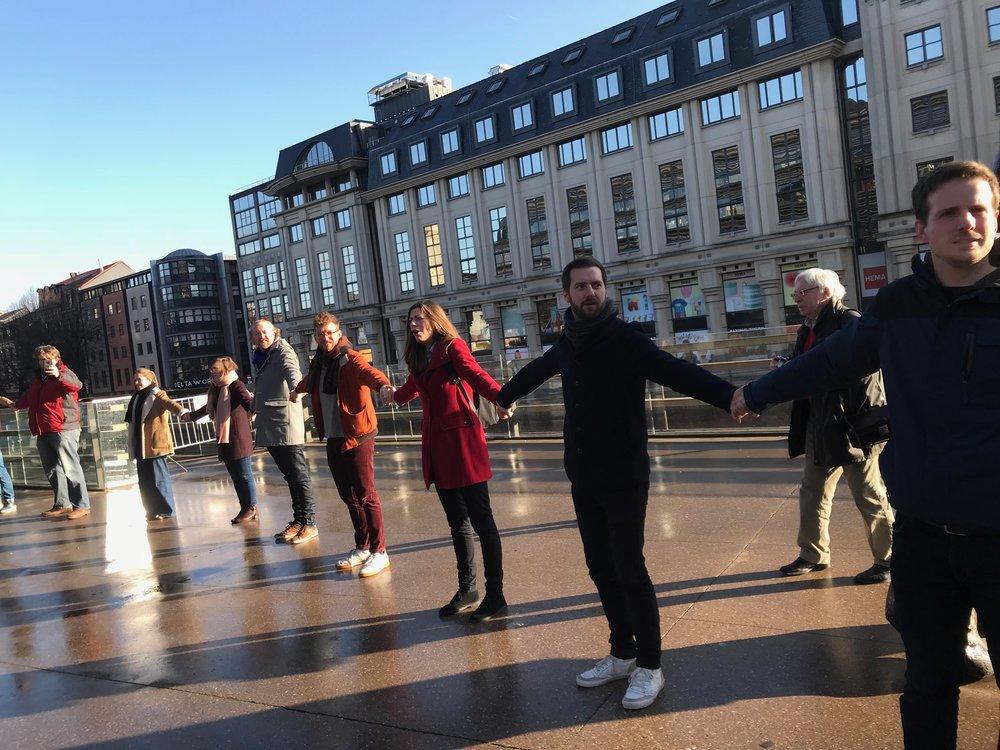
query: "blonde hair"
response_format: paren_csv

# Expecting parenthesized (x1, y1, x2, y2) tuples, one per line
(210, 357, 238, 374)
(403, 301, 459, 372)
(34, 345, 60, 361)
(135, 367, 158, 386)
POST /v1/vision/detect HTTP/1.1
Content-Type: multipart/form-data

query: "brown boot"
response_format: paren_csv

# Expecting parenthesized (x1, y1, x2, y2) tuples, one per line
(231, 507, 259, 525)
(41, 506, 71, 518)
(289, 524, 318, 545)
(275, 522, 301, 542)
(65, 507, 91, 520)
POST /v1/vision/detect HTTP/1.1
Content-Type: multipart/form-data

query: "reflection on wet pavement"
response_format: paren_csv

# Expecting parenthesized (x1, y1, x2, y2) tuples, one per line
(0, 439, 995, 749)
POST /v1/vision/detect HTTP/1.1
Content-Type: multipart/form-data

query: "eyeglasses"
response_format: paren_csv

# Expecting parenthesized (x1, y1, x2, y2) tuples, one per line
(792, 286, 819, 301)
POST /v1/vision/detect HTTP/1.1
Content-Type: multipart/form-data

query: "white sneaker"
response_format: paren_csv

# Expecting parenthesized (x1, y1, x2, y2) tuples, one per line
(359, 551, 390, 578)
(621, 667, 664, 710)
(336, 548, 371, 570)
(576, 655, 636, 688)
(0, 504, 16, 515)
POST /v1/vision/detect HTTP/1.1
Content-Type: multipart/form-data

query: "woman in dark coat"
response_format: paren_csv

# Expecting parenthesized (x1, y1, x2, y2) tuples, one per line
(188, 357, 259, 524)
(389, 300, 508, 623)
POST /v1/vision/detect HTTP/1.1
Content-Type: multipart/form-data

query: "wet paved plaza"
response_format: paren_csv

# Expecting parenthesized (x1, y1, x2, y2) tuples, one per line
(0, 438, 996, 749)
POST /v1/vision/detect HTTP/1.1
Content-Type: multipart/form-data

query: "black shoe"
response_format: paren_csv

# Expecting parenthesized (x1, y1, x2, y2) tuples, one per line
(853, 564, 890, 585)
(439, 589, 479, 618)
(779, 557, 829, 576)
(469, 593, 508, 623)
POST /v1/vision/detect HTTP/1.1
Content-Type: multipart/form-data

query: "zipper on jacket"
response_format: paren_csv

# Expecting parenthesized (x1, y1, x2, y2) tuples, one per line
(961, 331, 975, 385)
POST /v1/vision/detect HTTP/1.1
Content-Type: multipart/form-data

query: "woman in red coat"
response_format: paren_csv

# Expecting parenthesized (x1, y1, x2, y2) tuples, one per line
(390, 300, 508, 623)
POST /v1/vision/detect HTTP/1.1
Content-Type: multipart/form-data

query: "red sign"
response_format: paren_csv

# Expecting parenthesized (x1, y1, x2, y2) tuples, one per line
(863, 265, 887, 291)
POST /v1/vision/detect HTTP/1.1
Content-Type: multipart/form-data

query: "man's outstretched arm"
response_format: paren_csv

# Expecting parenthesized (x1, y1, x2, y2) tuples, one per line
(496, 348, 559, 409)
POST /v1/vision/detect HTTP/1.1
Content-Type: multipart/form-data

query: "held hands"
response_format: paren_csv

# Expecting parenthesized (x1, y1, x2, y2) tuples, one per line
(497, 406, 512, 421)
(730, 386, 758, 423)
(379, 384, 396, 404)
(0, 396, 11, 408)
(289, 391, 301, 403)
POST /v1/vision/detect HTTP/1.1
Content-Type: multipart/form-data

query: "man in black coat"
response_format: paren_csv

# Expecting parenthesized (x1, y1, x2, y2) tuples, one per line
(497, 257, 735, 711)
(732, 160, 1000, 749)
(773, 267, 893, 584)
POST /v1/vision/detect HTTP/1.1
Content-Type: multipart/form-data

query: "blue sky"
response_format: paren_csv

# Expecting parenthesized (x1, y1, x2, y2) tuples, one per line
(0, 0, 659, 309)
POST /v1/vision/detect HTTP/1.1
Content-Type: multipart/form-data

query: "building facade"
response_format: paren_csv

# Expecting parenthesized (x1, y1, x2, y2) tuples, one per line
(124, 270, 163, 379)
(229, 0, 1000, 366)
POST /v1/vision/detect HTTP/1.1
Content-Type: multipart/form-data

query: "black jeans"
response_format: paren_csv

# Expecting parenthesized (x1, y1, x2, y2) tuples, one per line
(267, 446, 315, 525)
(892, 514, 999, 749)
(572, 483, 661, 670)
(436, 482, 503, 596)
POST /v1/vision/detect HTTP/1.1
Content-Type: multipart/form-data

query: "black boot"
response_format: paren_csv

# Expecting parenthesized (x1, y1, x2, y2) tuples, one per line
(439, 589, 479, 617)
(469, 592, 508, 623)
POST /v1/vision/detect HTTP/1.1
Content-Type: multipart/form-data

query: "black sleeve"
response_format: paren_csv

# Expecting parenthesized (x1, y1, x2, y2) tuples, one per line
(632, 333, 735, 411)
(496, 346, 560, 408)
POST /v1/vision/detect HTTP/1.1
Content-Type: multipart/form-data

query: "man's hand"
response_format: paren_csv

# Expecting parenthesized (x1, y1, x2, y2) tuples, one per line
(379, 384, 395, 403)
(180, 412, 192, 423)
(497, 406, 512, 421)
(0, 396, 11, 408)
(730, 386, 757, 423)
(44, 365, 59, 378)
(289, 391, 301, 403)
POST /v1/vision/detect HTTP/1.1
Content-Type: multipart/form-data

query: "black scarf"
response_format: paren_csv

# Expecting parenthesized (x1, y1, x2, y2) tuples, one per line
(307, 339, 351, 395)
(125, 386, 154, 424)
(563, 300, 619, 351)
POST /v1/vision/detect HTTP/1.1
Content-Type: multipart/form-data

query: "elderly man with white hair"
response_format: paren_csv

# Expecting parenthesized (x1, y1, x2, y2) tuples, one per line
(772, 268, 894, 584)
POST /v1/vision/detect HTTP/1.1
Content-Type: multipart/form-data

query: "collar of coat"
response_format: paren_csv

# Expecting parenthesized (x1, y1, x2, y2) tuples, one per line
(138, 387, 162, 424)
(911, 252, 1000, 305)
(423, 338, 456, 372)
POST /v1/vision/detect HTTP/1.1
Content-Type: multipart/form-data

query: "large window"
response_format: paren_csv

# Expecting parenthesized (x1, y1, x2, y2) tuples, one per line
(552, 86, 575, 117)
(567, 186, 592, 256)
(537, 298, 564, 349)
(649, 107, 684, 141)
(910, 90, 950, 133)
(417, 183, 437, 207)
(379, 151, 397, 176)
(501, 306, 528, 359)
(841, 0, 858, 26)
(512, 102, 533, 131)
(238, 239, 260, 257)
(254, 267, 266, 295)
(474, 116, 495, 144)
(388, 193, 407, 215)
(481, 162, 506, 189)
(448, 173, 470, 199)
(241, 269, 254, 296)
(424, 225, 445, 287)
(713, 145, 747, 233)
(410, 140, 428, 166)
(611, 174, 638, 254)
(758, 71, 803, 109)
(723, 269, 765, 331)
(394, 231, 414, 293)
(258, 194, 281, 230)
(294, 257, 311, 310)
(659, 161, 690, 244)
(701, 89, 741, 125)
(318, 252, 336, 306)
(466, 309, 492, 355)
(456, 216, 478, 282)
(558, 137, 587, 166)
(669, 278, 708, 338)
(234, 201, 259, 239)
(772, 130, 808, 223)
(643, 52, 672, 86)
(266, 263, 280, 291)
(601, 123, 633, 154)
(441, 128, 460, 155)
(518, 150, 544, 179)
(990, 6, 1000, 44)
(342, 245, 360, 302)
(595, 70, 621, 102)
(490, 206, 512, 276)
(696, 32, 727, 68)
(288, 224, 304, 243)
(335, 209, 351, 230)
(905, 25, 943, 67)
(526, 196, 550, 269)
(754, 9, 788, 49)
(263, 234, 280, 250)
(311, 216, 327, 237)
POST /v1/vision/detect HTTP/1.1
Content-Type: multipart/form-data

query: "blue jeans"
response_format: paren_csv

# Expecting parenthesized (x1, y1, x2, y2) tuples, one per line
(892, 514, 1000, 749)
(0, 449, 14, 503)
(36, 430, 89, 509)
(136, 456, 176, 518)
(224, 456, 257, 510)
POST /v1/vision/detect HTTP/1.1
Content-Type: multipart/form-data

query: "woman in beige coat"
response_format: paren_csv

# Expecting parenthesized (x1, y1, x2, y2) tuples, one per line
(124, 368, 187, 520)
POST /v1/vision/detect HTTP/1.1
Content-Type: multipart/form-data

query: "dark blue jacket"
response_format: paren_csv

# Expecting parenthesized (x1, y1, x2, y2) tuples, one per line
(497, 311, 735, 490)
(745, 255, 1000, 532)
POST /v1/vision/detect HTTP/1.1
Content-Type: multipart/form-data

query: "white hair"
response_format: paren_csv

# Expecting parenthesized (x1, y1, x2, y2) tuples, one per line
(795, 268, 846, 302)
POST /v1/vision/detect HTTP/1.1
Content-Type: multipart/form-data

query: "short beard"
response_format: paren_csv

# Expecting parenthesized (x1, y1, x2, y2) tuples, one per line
(570, 300, 604, 321)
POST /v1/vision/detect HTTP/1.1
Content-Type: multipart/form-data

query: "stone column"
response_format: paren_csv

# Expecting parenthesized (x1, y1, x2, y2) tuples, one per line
(649, 294, 674, 347)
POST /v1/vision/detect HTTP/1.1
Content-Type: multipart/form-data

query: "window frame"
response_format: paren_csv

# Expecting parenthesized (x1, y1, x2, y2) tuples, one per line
(511, 100, 535, 133)
(642, 49, 674, 89)
(379, 150, 398, 177)
(751, 6, 791, 51)
(551, 85, 577, 121)
(990, 6, 1000, 44)
(440, 128, 461, 158)
(409, 139, 429, 167)
(904, 24, 944, 68)
(480, 162, 506, 191)
(594, 67, 624, 105)
(387, 192, 407, 216)
(601, 122, 634, 155)
(417, 182, 438, 208)
(448, 173, 471, 200)
(757, 70, 803, 110)
(648, 106, 685, 141)
(695, 30, 729, 71)
(518, 150, 545, 180)
(474, 114, 497, 146)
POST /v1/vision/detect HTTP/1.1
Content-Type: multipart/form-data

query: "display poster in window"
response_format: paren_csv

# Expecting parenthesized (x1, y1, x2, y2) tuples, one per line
(501, 306, 529, 360)
(668, 278, 708, 336)
(467, 309, 492, 354)
(537, 300, 565, 351)
(723, 269, 765, 331)
(780, 259, 817, 325)
(857, 251, 888, 298)
(620, 288, 656, 336)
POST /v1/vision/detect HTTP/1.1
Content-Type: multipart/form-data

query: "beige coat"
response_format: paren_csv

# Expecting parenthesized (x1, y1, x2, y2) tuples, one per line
(127, 389, 187, 460)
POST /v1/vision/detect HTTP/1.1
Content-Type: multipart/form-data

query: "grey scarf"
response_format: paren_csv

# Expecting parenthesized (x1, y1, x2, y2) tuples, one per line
(563, 300, 619, 351)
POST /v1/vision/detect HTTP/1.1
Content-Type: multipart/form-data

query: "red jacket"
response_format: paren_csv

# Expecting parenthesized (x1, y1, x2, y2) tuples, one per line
(13, 363, 83, 436)
(394, 337, 501, 490)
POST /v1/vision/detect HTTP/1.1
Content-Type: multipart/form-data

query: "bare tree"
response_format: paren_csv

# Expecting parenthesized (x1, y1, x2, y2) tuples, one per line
(6, 288, 39, 313)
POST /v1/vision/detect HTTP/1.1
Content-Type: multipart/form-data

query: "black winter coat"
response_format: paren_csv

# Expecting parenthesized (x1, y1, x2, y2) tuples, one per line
(786, 299, 886, 467)
(745, 255, 1000, 532)
(497, 312, 735, 491)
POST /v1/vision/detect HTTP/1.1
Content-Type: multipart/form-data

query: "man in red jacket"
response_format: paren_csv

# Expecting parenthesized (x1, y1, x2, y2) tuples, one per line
(292, 312, 392, 578)
(0, 345, 91, 519)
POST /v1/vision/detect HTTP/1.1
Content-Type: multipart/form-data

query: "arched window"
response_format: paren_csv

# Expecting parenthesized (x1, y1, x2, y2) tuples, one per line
(297, 141, 334, 170)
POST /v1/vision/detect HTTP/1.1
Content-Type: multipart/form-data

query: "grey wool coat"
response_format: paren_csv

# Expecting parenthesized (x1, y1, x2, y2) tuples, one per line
(252, 337, 305, 447)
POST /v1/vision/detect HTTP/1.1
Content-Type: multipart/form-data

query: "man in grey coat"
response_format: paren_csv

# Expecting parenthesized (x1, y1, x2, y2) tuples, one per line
(251, 319, 317, 545)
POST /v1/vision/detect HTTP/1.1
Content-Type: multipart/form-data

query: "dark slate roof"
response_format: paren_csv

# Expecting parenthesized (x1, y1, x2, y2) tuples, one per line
(366, 0, 844, 191)
(273, 121, 372, 181)
(162, 248, 208, 260)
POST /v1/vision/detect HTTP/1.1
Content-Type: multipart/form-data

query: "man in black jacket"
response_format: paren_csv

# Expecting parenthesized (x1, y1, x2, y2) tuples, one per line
(732, 160, 1000, 749)
(773, 267, 893, 584)
(497, 257, 735, 710)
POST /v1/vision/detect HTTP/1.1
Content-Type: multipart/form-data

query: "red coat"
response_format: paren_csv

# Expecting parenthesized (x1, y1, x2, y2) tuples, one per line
(14, 363, 83, 436)
(393, 337, 501, 490)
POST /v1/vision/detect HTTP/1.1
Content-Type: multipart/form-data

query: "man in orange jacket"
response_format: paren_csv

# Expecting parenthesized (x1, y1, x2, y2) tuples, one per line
(293, 312, 392, 578)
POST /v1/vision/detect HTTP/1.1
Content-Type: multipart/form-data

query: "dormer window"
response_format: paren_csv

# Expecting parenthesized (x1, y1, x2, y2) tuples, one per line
(527, 60, 548, 77)
(563, 46, 584, 64)
(457, 90, 475, 105)
(486, 78, 506, 95)
(611, 27, 634, 44)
